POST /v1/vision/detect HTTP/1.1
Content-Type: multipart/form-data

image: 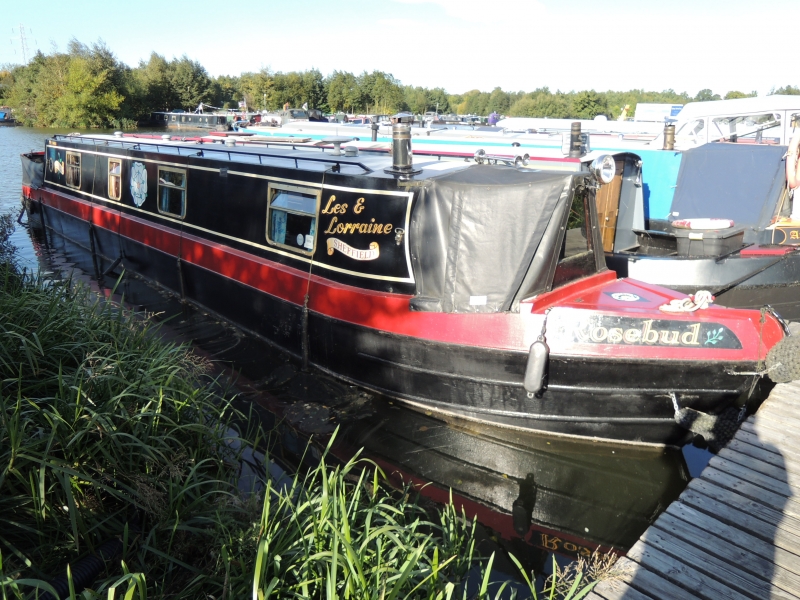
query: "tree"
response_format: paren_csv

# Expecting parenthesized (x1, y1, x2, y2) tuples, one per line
(486, 87, 510, 114)
(694, 89, 721, 102)
(130, 52, 177, 114)
(771, 85, 800, 95)
(570, 90, 608, 119)
(239, 69, 273, 110)
(169, 55, 214, 111)
(723, 90, 754, 99)
(327, 70, 361, 113)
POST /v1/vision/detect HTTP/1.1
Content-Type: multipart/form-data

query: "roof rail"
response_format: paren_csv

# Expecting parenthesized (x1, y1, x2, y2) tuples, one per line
(52, 134, 373, 174)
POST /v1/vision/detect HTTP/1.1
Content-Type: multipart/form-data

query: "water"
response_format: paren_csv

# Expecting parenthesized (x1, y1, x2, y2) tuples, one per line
(0, 125, 710, 592)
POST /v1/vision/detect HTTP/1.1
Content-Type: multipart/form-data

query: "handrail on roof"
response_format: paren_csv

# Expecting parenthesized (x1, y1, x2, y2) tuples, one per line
(52, 134, 373, 174)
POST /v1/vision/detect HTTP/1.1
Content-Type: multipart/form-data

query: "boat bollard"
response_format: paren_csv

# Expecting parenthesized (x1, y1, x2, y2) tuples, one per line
(663, 124, 675, 150)
(371, 121, 379, 142)
(523, 338, 549, 394)
(569, 122, 582, 158)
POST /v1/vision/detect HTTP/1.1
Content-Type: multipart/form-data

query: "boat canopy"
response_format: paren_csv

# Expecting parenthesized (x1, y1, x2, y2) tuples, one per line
(409, 166, 574, 314)
(669, 143, 787, 241)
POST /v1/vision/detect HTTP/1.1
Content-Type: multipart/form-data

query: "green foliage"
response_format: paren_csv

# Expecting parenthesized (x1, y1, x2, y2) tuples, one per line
(724, 90, 756, 100)
(0, 261, 260, 597)
(3, 36, 791, 128)
(570, 91, 609, 119)
(771, 85, 800, 95)
(5, 40, 131, 128)
(694, 88, 721, 102)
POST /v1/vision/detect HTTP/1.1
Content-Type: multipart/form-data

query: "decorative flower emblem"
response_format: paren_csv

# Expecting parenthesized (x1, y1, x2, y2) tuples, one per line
(705, 328, 724, 345)
(130, 162, 148, 207)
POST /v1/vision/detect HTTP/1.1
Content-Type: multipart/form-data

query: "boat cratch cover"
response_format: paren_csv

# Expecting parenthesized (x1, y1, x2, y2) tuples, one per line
(409, 166, 573, 313)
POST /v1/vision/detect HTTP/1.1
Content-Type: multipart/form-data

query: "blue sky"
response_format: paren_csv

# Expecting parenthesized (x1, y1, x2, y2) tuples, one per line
(3, 0, 797, 96)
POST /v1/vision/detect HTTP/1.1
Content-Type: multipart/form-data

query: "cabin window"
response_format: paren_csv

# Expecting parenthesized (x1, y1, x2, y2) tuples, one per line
(108, 158, 122, 200)
(157, 167, 187, 218)
(266, 183, 320, 255)
(710, 113, 781, 145)
(66, 152, 81, 189)
(551, 191, 598, 289)
(675, 118, 706, 146)
(171, 115, 176, 122)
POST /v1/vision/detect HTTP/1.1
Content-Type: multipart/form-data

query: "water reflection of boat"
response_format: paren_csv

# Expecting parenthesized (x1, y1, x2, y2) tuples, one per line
(20, 125, 788, 447)
(334, 404, 688, 557)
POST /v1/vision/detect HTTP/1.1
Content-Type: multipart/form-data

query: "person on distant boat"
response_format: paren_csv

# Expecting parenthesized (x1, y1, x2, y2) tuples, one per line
(283, 101, 290, 112)
(196, 102, 204, 114)
(302, 102, 308, 111)
(788, 131, 800, 221)
(488, 111, 499, 126)
(788, 131, 799, 190)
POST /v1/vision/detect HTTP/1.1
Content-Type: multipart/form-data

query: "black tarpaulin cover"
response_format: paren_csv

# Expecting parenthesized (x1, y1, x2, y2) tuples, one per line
(409, 165, 572, 313)
(670, 143, 787, 240)
(21, 153, 44, 188)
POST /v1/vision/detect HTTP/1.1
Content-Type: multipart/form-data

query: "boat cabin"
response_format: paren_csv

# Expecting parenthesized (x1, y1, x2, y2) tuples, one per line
(650, 95, 800, 149)
(148, 111, 230, 131)
(599, 143, 796, 256)
(37, 133, 605, 305)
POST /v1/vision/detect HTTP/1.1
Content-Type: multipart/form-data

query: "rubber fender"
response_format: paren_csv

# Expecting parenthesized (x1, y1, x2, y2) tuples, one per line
(766, 336, 800, 383)
(524, 340, 549, 393)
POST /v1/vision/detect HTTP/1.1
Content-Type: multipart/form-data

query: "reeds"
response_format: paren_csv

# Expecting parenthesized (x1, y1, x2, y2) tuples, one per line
(0, 260, 258, 597)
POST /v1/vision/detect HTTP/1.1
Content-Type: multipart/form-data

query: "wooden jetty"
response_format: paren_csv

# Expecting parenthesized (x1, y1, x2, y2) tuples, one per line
(587, 380, 800, 600)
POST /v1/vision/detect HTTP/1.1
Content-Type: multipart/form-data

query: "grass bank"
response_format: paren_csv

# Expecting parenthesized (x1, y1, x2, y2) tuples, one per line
(0, 215, 603, 599)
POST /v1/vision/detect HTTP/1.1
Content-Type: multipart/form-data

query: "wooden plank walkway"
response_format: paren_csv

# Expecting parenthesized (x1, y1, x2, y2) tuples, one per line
(586, 380, 800, 600)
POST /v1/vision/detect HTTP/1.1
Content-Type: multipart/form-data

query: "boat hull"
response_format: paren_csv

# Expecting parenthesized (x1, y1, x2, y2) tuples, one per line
(24, 186, 765, 447)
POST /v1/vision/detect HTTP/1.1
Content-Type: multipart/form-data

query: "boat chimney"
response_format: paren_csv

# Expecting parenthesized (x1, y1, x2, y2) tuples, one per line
(663, 124, 676, 150)
(385, 113, 421, 177)
(371, 120, 379, 142)
(569, 122, 582, 158)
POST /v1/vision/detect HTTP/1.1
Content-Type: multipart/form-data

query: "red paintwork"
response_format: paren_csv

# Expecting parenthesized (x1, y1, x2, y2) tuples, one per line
(739, 245, 799, 256)
(26, 184, 785, 362)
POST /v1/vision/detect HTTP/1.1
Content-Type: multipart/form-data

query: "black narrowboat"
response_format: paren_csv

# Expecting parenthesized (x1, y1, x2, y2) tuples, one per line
(20, 125, 790, 447)
(147, 111, 230, 131)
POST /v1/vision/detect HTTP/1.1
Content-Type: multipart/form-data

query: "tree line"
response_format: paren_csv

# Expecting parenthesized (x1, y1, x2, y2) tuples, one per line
(1, 40, 798, 128)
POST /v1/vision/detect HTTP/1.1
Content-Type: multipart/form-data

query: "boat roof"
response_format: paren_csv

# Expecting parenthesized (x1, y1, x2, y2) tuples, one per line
(52, 132, 592, 181)
(50, 133, 489, 181)
(675, 95, 800, 120)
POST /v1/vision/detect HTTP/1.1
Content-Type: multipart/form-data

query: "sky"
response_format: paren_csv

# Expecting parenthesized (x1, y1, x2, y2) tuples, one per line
(2, 0, 798, 97)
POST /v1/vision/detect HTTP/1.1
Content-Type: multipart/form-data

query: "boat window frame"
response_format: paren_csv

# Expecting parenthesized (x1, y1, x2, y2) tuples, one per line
(65, 151, 81, 189)
(265, 182, 321, 257)
(171, 115, 176, 122)
(156, 165, 187, 219)
(108, 157, 122, 201)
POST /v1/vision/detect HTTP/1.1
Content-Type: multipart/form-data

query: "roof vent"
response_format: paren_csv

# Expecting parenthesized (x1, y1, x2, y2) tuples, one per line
(113, 131, 123, 138)
(344, 146, 359, 157)
(161, 134, 171, 141)
(224, 138, 236, 147)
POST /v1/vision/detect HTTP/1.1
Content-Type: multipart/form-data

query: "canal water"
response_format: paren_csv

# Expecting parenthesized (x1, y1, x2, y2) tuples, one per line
(0, 125, 712, 588)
